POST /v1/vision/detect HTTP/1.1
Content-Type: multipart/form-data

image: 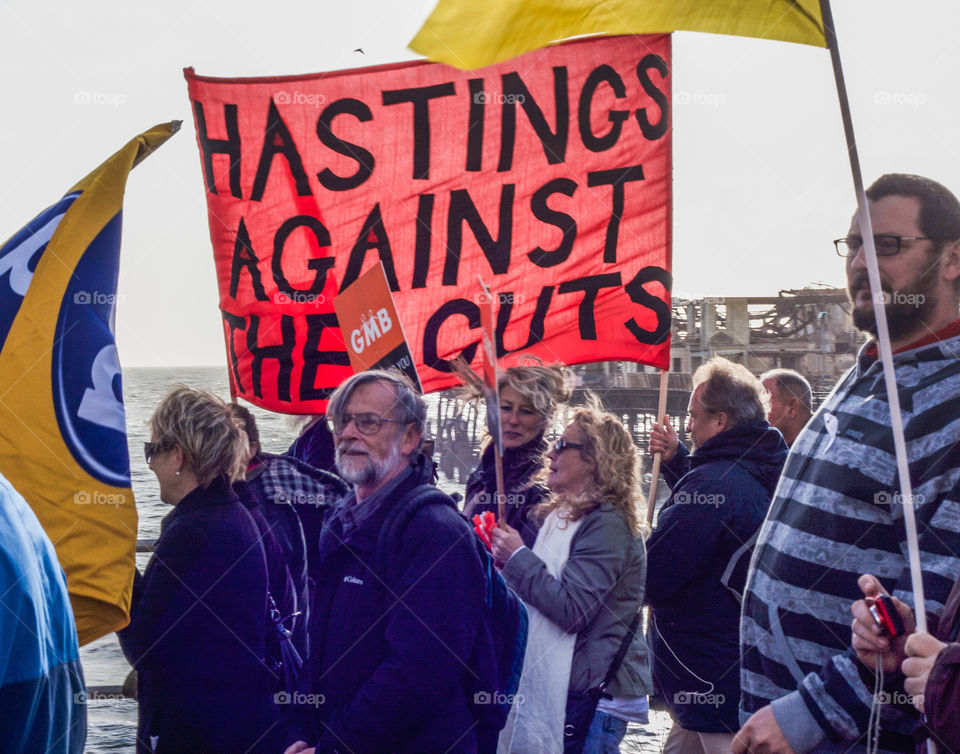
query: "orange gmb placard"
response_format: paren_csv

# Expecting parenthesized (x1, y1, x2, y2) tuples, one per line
(334, 263, 421, 389)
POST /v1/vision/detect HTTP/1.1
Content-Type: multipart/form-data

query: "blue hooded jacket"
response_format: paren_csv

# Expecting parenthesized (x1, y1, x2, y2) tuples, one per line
(646, 420, 787, 732)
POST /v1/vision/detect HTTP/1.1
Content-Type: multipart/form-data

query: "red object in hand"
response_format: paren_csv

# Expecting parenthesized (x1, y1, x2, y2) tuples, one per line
(473, 511, 497, 550)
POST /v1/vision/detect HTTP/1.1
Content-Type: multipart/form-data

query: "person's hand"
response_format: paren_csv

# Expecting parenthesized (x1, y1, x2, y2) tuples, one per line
(491, 521, 524, 565)
(732, 705, 796, 754)
(850, 574, 915, 672)
(649, 419, 679, 462)
(283, 742, 313, 754)
(903, 631, 948, 713)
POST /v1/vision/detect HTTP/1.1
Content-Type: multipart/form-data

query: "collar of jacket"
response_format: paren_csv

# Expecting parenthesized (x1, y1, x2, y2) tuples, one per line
(316, 465, 424, 561)
(858, 317, 960, 373)
(162, 474, 238, 531)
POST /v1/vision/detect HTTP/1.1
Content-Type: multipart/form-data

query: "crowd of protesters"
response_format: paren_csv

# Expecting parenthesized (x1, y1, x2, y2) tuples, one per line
(6, 171, 960, 753)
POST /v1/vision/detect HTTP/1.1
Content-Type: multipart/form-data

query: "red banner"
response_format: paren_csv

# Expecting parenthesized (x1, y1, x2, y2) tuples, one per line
(185, 34, 672, 413)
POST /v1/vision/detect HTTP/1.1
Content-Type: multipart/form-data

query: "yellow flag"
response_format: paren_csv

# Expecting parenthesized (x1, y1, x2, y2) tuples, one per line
(0, 122, 178, 644)
(411, 0, 825, 69)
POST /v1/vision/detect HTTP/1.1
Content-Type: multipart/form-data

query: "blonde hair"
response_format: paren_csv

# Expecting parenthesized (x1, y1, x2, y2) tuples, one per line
(537, 403, 646, 538)
(150, 385, 247, 486)
(498, 363, 572, 422)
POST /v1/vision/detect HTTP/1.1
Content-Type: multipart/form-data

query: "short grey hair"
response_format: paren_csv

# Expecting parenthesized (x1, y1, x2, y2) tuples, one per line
(692, 357, 769, 429)
(327, 369, 426, 455)
(760, 368, 813, 413)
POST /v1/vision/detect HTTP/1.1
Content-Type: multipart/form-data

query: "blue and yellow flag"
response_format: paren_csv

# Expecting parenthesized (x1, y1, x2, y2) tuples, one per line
(411, 0, 826, 69)
(0, 122, 178, 645)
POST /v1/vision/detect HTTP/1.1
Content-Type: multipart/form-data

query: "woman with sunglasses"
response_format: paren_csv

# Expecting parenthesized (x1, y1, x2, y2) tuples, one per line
(492, 405, 652, 754)
(463, 363, 570, 547)
(118, 386, 280, 753)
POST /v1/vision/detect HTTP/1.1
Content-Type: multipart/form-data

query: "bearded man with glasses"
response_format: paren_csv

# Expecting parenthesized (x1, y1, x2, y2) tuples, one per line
(282, 369, 488, 754)
(735, 174, 960, 754)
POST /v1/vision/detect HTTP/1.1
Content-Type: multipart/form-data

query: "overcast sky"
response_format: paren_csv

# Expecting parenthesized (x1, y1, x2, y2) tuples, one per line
(1, 0, 958, 367)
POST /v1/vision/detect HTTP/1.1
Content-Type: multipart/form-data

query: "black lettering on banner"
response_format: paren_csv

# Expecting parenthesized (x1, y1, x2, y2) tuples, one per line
(498, 68, 569, 171)
(193, 100, 242, 198)
(443, 184, 515, 285)
(587, 166, 645, 264)
(251, 100, 313, 201)
(272, 215, 335, 297)
(300, 313, 350, 400)
(411, 193, 435, 289)
(624, 265, 672, 344)
(635, 54, 669, 141)
(528, 178, 577, 268)
(558, 273, 622, 339)
(316, 99, 375, 191)
(341, 204, 400, 291)
(222, 310, 247, 391)
(466, 78, 485, 172)
(423, 299, 481, 372)
(230, 218, 268, 301)
(382, 82, 457, 180)
(497, 285, 554, 354)
(247, 314, 295, 401)
(578, 65, 629, 152)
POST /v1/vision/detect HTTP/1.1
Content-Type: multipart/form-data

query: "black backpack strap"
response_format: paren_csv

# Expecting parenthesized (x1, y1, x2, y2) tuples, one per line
(373, 483, 456, 577)
(599, 608, 642, 694)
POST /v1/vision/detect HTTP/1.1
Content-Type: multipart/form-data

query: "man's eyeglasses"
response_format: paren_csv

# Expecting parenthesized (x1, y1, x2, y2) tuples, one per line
(553, 437, 585, 453)
(143, 440, 172, 463)
(833, 234, 942, 258)
(327, 413, 412, 436)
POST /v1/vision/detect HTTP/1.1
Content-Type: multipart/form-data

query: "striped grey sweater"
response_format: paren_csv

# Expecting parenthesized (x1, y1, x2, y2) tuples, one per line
(740, 333, 960, 751)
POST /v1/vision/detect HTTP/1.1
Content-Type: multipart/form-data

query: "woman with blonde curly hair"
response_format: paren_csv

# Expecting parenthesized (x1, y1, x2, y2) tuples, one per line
(463, 363, 571, 546)
(492, 405, 652, 754)
(118, 386, 281, 752)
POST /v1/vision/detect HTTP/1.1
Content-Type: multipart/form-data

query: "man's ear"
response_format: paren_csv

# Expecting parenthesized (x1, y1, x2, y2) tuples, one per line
(716, 411, 729, 431)
(940, 239, 960, 284)
(786, 397, 798, 418)
(401, 426, 422, 457)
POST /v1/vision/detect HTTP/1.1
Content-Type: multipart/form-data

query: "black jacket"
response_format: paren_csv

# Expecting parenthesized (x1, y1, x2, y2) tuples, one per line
(118, 476, 280, 752)
(646, 420, 787, 732)
(464, 436, 548, 548)
(289, 467, 486, 753)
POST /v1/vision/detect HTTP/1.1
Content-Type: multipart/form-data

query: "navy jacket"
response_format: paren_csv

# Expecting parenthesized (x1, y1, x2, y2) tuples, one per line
(289, 468, 485, 753)
(118, 476, 281, 752)
(646, 420, 787, 732)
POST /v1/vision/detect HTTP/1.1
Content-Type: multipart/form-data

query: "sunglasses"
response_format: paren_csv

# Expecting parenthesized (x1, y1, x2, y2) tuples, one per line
(553, 437, 585, 453)
(143, 440, 172, 463)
